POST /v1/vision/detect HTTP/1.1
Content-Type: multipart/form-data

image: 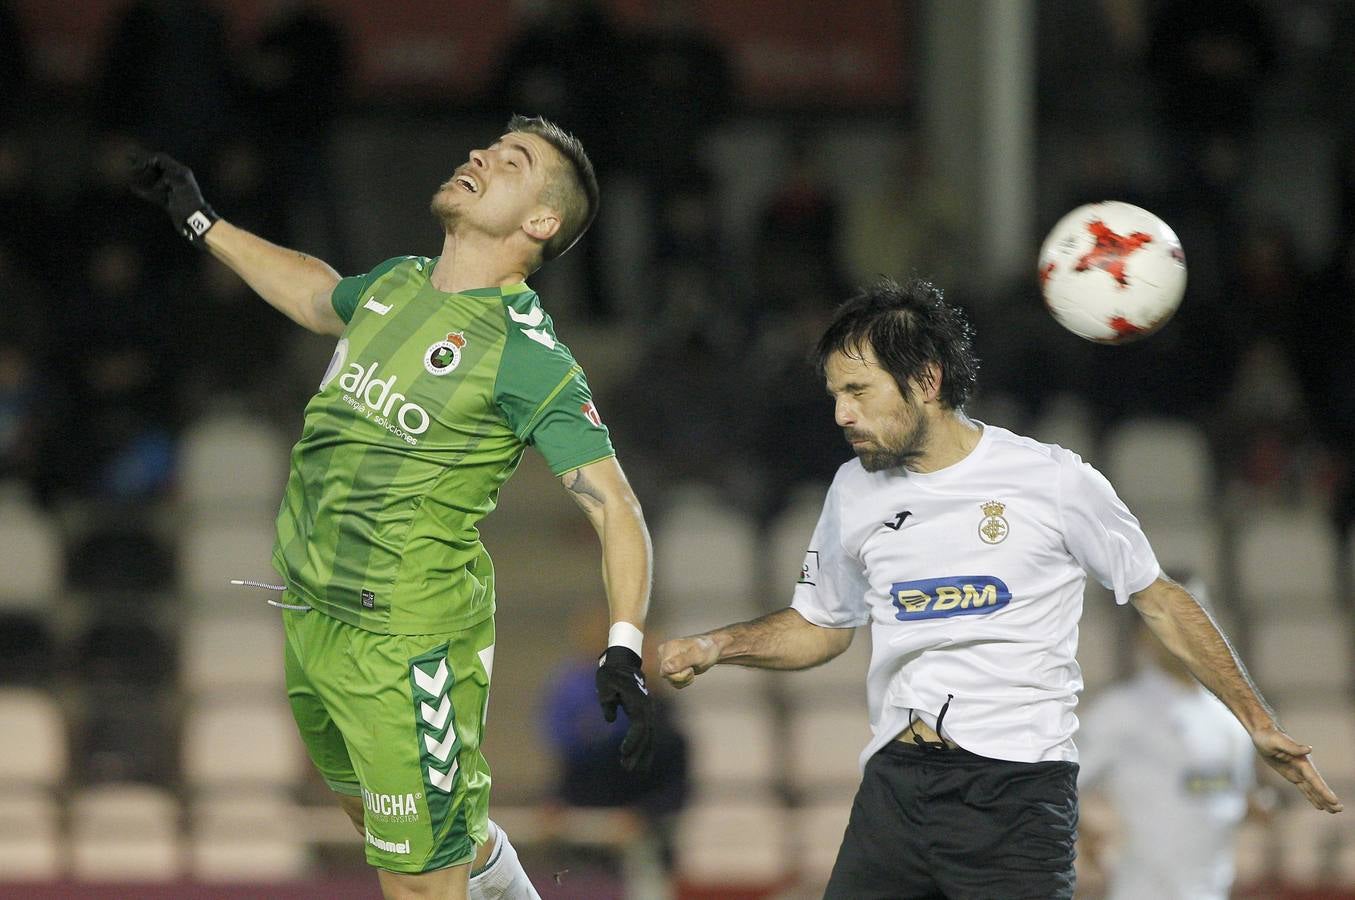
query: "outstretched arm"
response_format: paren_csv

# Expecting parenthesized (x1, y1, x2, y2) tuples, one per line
(560, 455, 654, 770)
(130, 151, 345, 336)
(204, 222, 345, 336)
(559, 456, 651, 631)
(658, 607, 855, 689)
(1132, 575, 1343, 813)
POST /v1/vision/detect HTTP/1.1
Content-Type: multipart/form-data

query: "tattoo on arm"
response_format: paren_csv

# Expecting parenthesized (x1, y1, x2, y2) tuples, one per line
(563, 468, 607, 512)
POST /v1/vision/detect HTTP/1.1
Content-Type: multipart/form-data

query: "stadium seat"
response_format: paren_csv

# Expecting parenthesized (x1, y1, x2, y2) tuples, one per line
(780, 626, 872, 703)
(1274, 802, 1344, 887)
(70, 783, 182, 881)
(178, 412, 290, 519)
(682, 703, 779, 791)
(66, 523, 176, 592)
(791, 800, 854, 886)
(179, 518, 281, 602)
(181, 698, 306, 790)
(1250, 617, 1354, 697)
(189, 787, 312, 881)
(0, 688, 68, 789)
(1235, 511, 1340, 613)
(0, 494, 61, 612)
(654, 483, 758, 612)
(766, 481, 832, 601)
(786, 706, 871, 798)
(1027, 393, 1099, 463)
(72, 616, 177, 688)
(180, 610, 285, 696)
(75, 687, 177, 785)
(0, 612, 56, 685)
(0, 789, 61, 880)
(1273, 705, 1355, 786)
(675, 797, 788, 886)
(1138, 517, 1226, 608)
(1102, 417, 1214, 516)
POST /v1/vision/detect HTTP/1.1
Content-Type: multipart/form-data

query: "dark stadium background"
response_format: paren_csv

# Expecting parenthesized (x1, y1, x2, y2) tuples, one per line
(0, 1, 1351, 897)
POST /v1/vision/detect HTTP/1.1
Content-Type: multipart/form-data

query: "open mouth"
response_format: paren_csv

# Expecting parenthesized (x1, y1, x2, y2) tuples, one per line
(453, 174, 479, 194)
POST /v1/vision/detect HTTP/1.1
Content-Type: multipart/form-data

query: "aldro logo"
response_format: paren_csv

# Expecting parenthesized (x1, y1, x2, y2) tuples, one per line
(890, 576, 1012, 621)
(319, 338, 431, 444)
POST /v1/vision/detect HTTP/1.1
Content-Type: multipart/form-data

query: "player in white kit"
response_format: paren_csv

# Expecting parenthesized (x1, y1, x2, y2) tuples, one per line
(1078, 576, 1270, 900)
(657, 279, 1342, 898)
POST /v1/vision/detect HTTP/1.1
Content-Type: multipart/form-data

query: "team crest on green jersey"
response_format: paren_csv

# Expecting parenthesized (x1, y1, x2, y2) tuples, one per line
(424, 332, 467, 376)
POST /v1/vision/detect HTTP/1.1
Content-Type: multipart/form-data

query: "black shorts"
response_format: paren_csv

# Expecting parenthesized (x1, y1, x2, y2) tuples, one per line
(824, 741, 1079, 900)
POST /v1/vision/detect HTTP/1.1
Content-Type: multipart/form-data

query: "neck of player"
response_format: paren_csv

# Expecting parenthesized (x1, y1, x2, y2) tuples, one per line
(910, 410, 983, 474)
(429, 231, 531, 294)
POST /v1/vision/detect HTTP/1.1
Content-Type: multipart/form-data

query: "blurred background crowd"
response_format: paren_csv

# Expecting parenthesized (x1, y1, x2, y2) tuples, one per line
(0, 0, 1353, 898)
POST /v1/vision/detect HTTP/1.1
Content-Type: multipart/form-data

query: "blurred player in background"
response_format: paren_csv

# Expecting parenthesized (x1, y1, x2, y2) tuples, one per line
(1077, 573, 1275, 900)
(658, 278, 1341, 899)
(131, 115, 655, 900)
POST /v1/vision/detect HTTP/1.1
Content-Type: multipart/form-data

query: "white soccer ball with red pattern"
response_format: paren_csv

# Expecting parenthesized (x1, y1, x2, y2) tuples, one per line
(1038, 201, 1187, 344)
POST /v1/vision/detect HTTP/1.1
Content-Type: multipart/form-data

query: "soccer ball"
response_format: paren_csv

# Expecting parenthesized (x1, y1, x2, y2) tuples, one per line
(1038, 201, 1187, 344)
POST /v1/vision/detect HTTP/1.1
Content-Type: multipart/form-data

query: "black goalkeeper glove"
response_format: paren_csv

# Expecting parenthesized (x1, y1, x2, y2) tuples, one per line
(128, 150, 219, 247)
(596, 646, 655, 772)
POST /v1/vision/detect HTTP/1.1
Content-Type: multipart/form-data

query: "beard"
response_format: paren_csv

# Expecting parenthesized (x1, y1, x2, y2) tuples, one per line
(846, 407, 930, 472)
(430, 186, 461, 231)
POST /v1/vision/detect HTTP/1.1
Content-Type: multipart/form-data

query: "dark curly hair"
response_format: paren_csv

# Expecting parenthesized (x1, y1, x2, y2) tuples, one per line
(814, 277, 980, 410)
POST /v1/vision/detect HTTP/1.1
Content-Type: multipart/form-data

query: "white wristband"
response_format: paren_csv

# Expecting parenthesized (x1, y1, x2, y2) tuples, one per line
(607, 622, 645, 656)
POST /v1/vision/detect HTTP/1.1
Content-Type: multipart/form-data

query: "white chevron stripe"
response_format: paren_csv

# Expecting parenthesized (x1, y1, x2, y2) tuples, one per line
(420, 695, 451, 729)
(428, 759, 459, 793)
(413, 659, 449, 697)
(478, 645, 495, 682)
(424, 728, 457, 762)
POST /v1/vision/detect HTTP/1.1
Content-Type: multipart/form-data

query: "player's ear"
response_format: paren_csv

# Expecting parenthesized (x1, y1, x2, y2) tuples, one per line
(918, 361, 943, 403)
(523, 208, 560, 243)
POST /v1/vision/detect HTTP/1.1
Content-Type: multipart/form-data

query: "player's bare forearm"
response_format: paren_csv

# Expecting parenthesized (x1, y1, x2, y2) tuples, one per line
(204, 220, 345, 336)
(1131, 576, 1274, 733)
(704, 608, 853, 670)
(560, 457, 651, 628)
(659, 608, 853, 689)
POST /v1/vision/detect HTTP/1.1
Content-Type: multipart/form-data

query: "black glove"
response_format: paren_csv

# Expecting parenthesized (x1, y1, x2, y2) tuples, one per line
(128, 150, 219, 247)
(596, 646, 655, 772)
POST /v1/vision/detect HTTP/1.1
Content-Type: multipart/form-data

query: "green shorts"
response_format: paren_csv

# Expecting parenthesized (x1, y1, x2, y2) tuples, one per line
(282, 604, 494, 873)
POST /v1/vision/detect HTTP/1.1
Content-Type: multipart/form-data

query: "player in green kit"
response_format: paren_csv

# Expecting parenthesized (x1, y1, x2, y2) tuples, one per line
(131, 116, 655, 900)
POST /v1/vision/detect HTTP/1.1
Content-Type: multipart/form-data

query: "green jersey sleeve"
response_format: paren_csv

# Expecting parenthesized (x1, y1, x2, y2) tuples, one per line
(330, 257, 418, 323)
(494, 299, 614, 476)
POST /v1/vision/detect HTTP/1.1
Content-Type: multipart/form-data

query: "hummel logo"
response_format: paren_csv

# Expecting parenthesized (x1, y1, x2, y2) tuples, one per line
(364, 297, 392, 315)
(883, 511, 912, 531)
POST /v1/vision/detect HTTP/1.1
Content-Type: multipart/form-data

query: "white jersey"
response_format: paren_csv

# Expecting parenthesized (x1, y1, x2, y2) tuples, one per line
(1078, 668, 1255, 900)
(791, 423, 1160, 766)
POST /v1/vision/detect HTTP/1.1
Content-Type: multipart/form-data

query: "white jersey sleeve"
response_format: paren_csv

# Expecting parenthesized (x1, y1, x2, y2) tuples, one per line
(790, 477, 871, 628)
(1056, 449, 1160, 604)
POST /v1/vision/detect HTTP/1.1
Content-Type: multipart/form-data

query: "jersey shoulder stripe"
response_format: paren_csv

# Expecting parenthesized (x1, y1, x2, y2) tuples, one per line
(331, 256, 426, 323)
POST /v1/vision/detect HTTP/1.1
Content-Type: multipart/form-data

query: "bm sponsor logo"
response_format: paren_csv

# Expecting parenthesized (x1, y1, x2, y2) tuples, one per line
(890, 576, 1012, 621)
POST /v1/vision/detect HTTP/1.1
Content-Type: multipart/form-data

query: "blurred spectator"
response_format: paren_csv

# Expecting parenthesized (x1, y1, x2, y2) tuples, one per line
(541, 607, 690, 875)
(490, 0, 628, 317)
(743, 293, 844, 523)
(1077, 576, 1274, 900)
(0, 0, 31, 127)
(1146, 0, 1277, 199)
(840, 131, 966, 293)
(92, 0, 239, 165)
(242, 2, 351, 262)
(626, 0, 734, 191)
(649, 164, 741, 338)
(753, 134, 848, 323)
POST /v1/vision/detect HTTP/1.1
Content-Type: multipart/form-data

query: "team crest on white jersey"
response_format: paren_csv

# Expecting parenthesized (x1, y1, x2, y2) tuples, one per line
(424, 332, 467, 376)
(978, 500, 1009, 544)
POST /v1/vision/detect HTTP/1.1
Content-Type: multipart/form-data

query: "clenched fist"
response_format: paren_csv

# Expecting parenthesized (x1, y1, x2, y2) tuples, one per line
(657, 634, 721, 689)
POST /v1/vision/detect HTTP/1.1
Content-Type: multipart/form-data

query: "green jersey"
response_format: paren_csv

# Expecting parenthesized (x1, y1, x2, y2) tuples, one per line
(272, 256, 613, 634)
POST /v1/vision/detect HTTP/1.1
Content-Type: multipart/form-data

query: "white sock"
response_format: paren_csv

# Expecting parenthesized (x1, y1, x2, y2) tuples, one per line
(469, 820, 540, 900)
